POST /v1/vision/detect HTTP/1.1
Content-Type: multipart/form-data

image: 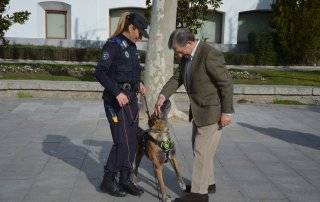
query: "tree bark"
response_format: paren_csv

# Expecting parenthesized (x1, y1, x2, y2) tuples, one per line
(144, 0, 188, 120)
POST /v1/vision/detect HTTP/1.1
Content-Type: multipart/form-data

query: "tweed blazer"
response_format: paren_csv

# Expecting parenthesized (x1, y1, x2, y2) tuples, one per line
(160, 41, 234, 127)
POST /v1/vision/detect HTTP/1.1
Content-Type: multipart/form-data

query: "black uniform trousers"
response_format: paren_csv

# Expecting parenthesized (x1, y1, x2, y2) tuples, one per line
(103, 92, 139, 173)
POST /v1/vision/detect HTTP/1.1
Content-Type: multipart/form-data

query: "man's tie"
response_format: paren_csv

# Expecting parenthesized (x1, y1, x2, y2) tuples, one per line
(184, 58, 192, 92)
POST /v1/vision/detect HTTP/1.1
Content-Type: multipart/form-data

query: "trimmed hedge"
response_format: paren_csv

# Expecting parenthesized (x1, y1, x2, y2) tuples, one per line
(223, 52, 256, 65)
(0, 44, 148, 63)
(1, 44, 258, 65)
(248, 32, 278, 65)
(0, 45, 101, 62)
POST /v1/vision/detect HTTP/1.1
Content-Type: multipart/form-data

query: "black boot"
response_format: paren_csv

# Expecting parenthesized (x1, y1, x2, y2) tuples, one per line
(119, 170, 144, 196)
(100, 172, 127, 197)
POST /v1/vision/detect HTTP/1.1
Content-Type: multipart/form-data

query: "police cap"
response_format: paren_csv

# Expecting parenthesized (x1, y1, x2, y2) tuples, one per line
(128, 13, 149, 38)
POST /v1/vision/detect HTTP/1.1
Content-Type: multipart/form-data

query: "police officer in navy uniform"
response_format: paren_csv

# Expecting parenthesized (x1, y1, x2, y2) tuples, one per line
(94, 12, 149, 197)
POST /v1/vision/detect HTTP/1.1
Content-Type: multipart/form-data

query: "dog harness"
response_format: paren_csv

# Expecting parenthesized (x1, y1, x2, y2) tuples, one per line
(137, 128, 175, 163)
(147, 129, 175, 163)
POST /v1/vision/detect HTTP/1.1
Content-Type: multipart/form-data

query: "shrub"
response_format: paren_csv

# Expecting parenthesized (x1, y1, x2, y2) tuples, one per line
(248, 32, 278, 65)
(0, 45, 99, 62)
(0, 44, 148, 63)
(270, 0, 320, 65)
(224, 52, 256, 65)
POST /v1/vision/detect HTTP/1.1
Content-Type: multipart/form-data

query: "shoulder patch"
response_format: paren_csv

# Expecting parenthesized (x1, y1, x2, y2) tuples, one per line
(102, 51, 110, 60)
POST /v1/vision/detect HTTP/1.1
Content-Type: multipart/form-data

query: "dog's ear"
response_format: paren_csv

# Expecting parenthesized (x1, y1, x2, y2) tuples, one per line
(148, 113, 157, 128)
(160, 99, 171, 119)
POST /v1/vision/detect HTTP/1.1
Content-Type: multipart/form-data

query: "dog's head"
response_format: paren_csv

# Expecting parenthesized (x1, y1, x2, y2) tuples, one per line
(148, 100, 171, 140)
(148, 99, 171, 128)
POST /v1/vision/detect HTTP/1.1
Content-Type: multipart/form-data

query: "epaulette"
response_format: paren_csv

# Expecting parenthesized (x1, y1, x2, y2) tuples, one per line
(109, 36, 129, 50)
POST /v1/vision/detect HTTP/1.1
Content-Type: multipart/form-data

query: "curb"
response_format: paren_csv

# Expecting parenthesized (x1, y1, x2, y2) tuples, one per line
(0, 80, 319, 96)
(1, 59, 319, 71)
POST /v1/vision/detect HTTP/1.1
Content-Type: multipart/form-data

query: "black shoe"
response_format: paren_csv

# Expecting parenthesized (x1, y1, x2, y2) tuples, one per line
(174, 192, 209, 202)
(100, 172, 127, 197)
(184, 184, 216, 194)
(119, 170, 144, 196)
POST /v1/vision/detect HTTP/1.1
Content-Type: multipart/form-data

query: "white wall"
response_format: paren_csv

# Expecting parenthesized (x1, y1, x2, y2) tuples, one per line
(217, 0, 272, 44)
(5, 0, 146, 41)
(5, 0, 272, 45)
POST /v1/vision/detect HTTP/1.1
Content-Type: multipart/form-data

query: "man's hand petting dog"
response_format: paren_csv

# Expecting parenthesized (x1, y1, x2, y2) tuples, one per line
(154, 94, 166, 116)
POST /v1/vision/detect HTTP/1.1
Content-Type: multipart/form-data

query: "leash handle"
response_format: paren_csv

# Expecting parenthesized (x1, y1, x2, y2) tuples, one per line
(142, 94, 152, 120)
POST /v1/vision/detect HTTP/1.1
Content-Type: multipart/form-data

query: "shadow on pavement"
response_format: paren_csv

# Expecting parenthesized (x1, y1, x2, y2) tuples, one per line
(42, 135, 112, 192)
(307, 106, 320, 114)
(238, 123, 320, 150)
(42, 135, 186, 199)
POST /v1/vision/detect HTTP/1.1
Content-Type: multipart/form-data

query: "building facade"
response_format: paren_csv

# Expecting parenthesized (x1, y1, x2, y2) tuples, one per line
(5, 0, 273, 51)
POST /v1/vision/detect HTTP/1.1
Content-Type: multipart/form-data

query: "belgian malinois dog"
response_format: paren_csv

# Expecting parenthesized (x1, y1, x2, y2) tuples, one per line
(134, 100, 186, 202)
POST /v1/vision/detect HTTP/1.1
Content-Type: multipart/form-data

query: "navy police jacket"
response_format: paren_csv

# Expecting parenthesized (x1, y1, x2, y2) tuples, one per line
(94, 34, 142, 101)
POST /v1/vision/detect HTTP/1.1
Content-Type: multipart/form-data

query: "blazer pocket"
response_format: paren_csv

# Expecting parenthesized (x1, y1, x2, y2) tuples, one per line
(201, 93, 220, 106)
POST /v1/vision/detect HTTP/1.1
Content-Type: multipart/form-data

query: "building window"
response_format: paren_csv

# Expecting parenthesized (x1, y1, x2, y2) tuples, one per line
(109, 8, 146, 37)
(237, 11, 271, 43)
(46, 10, 67, 39)
(196, 11, 223, 43)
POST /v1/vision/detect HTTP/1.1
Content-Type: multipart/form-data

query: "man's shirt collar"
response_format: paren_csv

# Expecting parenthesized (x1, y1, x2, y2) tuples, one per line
(190, 40, 200, 59)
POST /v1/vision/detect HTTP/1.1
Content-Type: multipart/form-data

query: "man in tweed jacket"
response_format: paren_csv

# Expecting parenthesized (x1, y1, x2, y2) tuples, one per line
(155, 28, 234, 202)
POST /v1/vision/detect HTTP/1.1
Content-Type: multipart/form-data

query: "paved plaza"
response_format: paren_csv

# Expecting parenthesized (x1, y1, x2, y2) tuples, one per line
(0, 98, 319, 202)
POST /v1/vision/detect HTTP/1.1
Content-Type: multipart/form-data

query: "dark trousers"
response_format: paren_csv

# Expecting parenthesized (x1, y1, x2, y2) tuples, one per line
(103, 99, 139, 173)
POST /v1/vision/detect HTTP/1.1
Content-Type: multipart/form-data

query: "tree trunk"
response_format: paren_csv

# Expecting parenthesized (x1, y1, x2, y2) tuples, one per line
(144, 0, 188, 120)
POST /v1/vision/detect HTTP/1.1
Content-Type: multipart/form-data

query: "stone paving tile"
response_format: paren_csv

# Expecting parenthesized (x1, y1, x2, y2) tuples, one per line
(0, 179, 34, 202)
(0, 100, 319, 202)
(11, 102, 43, 114)
(275, 106, 320, 132)
(237, 180, 287, 200)
(23, 187, 73, 202)
(69, 174, 110, 202)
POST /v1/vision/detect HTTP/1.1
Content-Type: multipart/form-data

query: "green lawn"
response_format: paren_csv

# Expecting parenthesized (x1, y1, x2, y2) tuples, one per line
(232, 69, 320, 86)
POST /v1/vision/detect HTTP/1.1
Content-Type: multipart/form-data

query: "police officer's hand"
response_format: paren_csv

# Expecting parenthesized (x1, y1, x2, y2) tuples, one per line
(154, 94, 166, 116)
(139, 82, 147, 96)
(116, 93, 129, 107)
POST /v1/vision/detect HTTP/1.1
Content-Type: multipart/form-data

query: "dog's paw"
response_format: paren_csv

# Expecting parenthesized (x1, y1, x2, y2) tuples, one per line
(132, 173, 140, 183)
(163, 195, 172, 202)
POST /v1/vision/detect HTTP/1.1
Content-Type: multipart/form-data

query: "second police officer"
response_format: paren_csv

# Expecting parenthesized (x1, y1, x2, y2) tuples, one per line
(94, 12, 149, 197)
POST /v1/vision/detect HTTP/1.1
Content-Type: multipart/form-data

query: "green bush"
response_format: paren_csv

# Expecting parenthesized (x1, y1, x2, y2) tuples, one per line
(270, 0, 320, 65)
(224, 52, 256, 65)
(248, 32, 278, 65)
(0, 44, 148, 63)
(0, 44, 284, 66)
(0, 44, 100, 62)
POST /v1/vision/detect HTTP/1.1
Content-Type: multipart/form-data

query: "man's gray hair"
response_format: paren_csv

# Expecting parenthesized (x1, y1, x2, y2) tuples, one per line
(168, 28, 195, 49)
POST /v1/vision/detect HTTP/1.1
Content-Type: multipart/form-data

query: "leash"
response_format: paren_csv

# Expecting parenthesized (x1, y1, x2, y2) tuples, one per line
(142, 94, 161, 201)
(121, 108, 134, 170)
(142, 94, 151, 121)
